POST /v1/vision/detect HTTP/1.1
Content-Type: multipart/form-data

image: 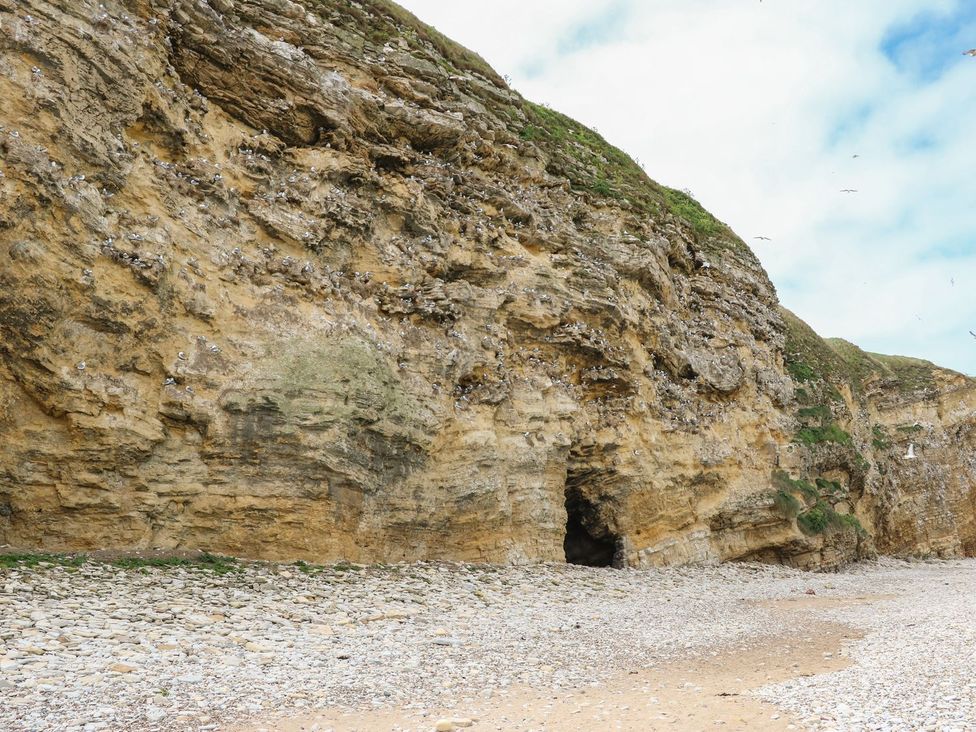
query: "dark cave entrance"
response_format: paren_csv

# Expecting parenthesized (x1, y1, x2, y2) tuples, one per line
(563, 484, 619, 568)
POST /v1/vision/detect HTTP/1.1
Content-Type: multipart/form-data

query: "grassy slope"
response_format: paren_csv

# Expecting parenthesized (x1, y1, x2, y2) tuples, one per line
(781, 307, 964, 396)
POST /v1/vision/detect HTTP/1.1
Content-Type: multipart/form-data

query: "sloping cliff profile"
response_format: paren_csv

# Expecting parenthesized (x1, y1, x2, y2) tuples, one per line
(0, 0, 973, 569)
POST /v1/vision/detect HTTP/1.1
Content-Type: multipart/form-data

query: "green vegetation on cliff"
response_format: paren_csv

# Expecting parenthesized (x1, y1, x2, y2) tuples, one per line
(795, 423, 854, 447)
(771, 471, 865, 538)
(517, 102, 730, 243)
(781, 308, 944, 396)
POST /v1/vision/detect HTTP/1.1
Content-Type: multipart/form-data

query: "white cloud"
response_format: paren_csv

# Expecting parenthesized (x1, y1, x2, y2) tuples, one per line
(398, 0, 976, 374)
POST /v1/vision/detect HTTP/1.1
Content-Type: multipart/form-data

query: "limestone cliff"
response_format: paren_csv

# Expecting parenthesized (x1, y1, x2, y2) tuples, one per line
(0, 0, 972, 568)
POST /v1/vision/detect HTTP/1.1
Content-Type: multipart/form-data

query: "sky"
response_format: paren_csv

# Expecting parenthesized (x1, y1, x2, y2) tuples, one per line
(398, 0, 976, 375)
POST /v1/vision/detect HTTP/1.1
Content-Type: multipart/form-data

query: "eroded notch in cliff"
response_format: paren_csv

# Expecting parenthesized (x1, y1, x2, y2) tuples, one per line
(563, 464, 620, 567)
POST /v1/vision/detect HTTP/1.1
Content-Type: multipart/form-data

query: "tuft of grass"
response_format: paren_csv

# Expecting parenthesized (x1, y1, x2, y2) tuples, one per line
(797, 501, 866, 537)
(871, 424, 891, 450)
(786, 360, 817, 383)
(293, 559, 316, 574)
(112, 552, 240, 575)
(795, 423, 853, 447)
(0, 553, 87, 569)
(774, 471, 814, 498)
(797, 503, 831, 535)
(772, 470, 820, 504)
(332, 560, 362, 572)
(773, 490, 802, 519)
(588, 177, 616, 197)
(832, 512, 868, 537)
(660, 187, 725, 238)
(797, 405, 831, 423)
(815, 478, 844, 497)
(774, 470, 865, 537)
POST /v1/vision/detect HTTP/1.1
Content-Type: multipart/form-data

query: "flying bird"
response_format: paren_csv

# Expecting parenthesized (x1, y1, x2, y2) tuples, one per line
(852, 154, 860, 158)
(840, 189, 858, 193)
(964, 49, 976, 57)
(970, 330, 976, 339)
(753, 236, 772, 241)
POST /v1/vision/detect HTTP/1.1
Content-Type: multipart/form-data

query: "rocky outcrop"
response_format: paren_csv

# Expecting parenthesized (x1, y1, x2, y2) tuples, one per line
(0, 0, 973, 568)
(768, 311, 976, 567)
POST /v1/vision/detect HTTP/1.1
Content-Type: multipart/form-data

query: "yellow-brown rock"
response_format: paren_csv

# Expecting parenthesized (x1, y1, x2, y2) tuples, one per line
(0, 0, 973, 568)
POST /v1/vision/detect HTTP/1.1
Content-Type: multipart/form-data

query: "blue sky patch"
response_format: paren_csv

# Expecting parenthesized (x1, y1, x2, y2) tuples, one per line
(825, 102, 875, 150)
(556, 0, 631, 56)
(519, 0, 632, 78)
(881, 2, 976, 83)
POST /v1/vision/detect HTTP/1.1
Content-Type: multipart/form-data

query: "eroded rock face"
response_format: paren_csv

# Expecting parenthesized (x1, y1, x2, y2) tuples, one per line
(0, 0, 973, 567)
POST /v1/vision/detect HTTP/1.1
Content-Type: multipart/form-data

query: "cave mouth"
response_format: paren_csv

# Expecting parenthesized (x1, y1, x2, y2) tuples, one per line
(563, 488, 619, 567)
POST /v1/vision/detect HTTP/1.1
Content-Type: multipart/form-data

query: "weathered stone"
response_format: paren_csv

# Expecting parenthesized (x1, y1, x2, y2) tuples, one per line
(0, 0, 972, 571)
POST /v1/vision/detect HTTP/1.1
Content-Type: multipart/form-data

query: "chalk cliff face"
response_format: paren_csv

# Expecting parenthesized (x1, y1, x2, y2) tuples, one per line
(0, 0, 973, 568)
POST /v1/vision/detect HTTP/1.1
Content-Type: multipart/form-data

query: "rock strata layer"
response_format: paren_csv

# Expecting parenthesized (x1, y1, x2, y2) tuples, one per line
(0, 0, 973, 568)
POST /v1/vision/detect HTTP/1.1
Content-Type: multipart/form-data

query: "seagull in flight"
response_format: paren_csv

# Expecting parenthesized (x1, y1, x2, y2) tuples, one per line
(840, 189, 858, 193)
(753, 236, 772, 241)
(969, 330, 976, 339)
(852, 154, 860, 159)
(964, 49, 976, 57)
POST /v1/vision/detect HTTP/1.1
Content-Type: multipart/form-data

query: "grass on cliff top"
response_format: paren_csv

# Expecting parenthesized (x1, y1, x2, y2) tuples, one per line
(517, 101, 741, 251)
(868, 352, 941, 393)
(781, 307, 947, 395)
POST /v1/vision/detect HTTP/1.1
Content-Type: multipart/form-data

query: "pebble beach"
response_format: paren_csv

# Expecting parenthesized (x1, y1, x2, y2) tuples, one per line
(2, 555, 974, 731)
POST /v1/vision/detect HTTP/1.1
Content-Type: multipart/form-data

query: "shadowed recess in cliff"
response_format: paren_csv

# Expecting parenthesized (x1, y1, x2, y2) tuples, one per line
(563, 488, 619, 567)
